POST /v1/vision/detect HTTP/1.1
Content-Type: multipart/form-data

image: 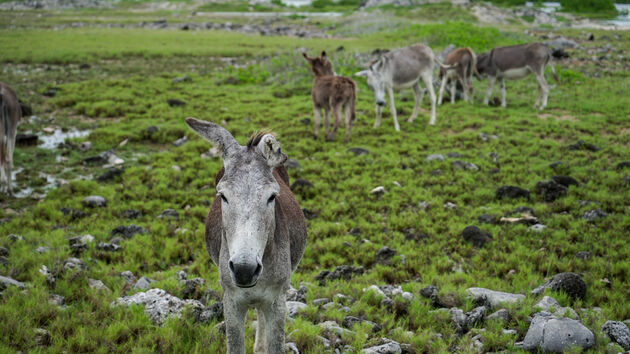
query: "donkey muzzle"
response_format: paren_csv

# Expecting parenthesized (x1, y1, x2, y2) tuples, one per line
(376, 100, 385, 107)
(228, 254, 263, 288)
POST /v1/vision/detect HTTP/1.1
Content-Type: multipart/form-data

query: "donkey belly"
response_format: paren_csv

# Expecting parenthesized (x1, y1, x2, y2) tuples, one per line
(499, 67, 531, 80)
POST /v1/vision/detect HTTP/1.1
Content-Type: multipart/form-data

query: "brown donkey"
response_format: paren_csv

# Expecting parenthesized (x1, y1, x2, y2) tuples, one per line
(438, 47, 480, 105)
(303, 51, 357, 142)
(0, 82, 23, 196)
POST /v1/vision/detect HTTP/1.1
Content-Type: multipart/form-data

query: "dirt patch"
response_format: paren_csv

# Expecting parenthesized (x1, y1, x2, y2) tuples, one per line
(538, 113, 578, 122)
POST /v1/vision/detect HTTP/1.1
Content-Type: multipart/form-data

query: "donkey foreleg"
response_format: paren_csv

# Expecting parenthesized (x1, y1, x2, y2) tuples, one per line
(312, 105, 321, 139)
(534, 71, 549, 110)
(409, 82, 422, 122)
(254, 308, 267, 354)
(387, 87, 400, 131)
(421, 72, 437, 125)
(499, 78, 506, 108)
(484, 76, 496, 105)
(323, 108, 331, 138)
(224, 296, 248, 354)
(344, 103, 352, 143)
(437, 75, 448, 105)
(450, 80, 456, 104)
(262, 294, 287, 354)
(326, 104, 342, 141)
(374, 105, 383, 128)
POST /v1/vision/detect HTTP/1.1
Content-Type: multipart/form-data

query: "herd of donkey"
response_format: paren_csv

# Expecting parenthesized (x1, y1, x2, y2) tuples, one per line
(0, 40, 560, 352)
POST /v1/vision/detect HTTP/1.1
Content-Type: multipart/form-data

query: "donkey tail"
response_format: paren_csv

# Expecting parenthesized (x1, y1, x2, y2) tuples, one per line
(467, 47, 482, 81)
(434, 57, 457, 70)
(350, 80, 357, 121)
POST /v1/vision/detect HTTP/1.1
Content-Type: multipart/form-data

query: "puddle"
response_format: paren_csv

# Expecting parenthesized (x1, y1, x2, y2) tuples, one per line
(610, 4, 630, 26)
(38, 129, 90, 149)
(11, 168, 66, 199)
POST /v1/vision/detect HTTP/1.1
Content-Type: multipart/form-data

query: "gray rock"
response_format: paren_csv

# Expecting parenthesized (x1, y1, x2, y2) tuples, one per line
(602, 321, 630, 350)
(530, 223, 546, 232)
(97, 242, 120, 251)
(113, 288, 204, 325)
(451, 160, 479, 171)
(419, 285, 438, 300)
(198, 301, 223, 323)
(63, 257, 86, 270)
(8, 234, 23, 241)
(35, 246, 51, 254)
(502, 329, 517, 335)
(523, 313, 594, 351)
(48, 294, 65, 306)
(450, 307, 467, 334)
(78, 141, 92, 152)
(286, 301, 307, 317)
(134, 276, 152, 290)
(177, 270, 187, 282)
(286, 342, 300, 354)
(158, 208, 179, 219)
(120, 271, 135, 284)
(0, 275, 26, 290)
(375, 246, 396, 264)
(535, 296, 560, 311)
(313, 298, 330, 306)
(576, 251, 590, 260)
(487, 309, 510, 322)
(319, 320, 358, 337)
(583, 208, 608, 222)
(39, 265, 55, 286)
(465, 306, 487, 327)
(33, 328, 51, 346)
(347, 147, 370, 156)
(82, 195, 107, 208)
(343, 315, 382, 333)
(531, 272, 586, 300)
(88, 278, 110, 292)
(444, 202, 457, 210)
(462, 226, 492, 247)
(361, 339, 402, 353)
(466, 287, 525, 307)
(425, 154, 445, 162)
(544, 37, 578, 50)
(286, 283, 307, 303)
(0, 247, 8, 257)
(477, 214, 497, 224)
(401, 292, 413, 301)
(173, 136, 188, 146)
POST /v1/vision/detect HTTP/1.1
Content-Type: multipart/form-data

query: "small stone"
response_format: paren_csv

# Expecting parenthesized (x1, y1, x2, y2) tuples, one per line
(583, 209, 608, 222)
(158, 209, 179, 220)
(530, 223, 546, 232)
(198, 301, 224, 323)
(616, 161, 630, 170)
(88, 278, 110, 292)
(167, 99, 186, 107)
(35, 246, 51, 254)
(567, 140, 599, 152)
(286, 342, 299, 354)
(419, 285, 438, 300)
(496, 186, 530, 200)
(375, 246, 396, 264)
(535, 180, 568, 202)
(286, 301, 307, 317)
(172, 75, 191, 83)
(487, 309, 510, 322)
(477, 214, 497, 224)
(78, 141, 92, 152)
(502, 329, 517, 335)
(347, 147, 369, 156)
(417, 201, 430, 210)
(8, 234, 23, 242)
(466, 287, 525, 307)
(121, 209, 142, 219)
(361, 339, 401, 353)
(425, 154, 445, 162)
(370, 186, 386, 196)
(313, 298, 330, 306)
(0, 275, 26, 290)
(531, 272, 586, 300)
(134, 276, 152, 290)
(48, 294, 65, 306)
(63, 257, 86, 270)
(120, 271, 136, 284)
(33, 328, 51, 346)
(444, 202, 456, 210)
(82, 195, 107, 208)
(97, 242, 120, 252)
(173, 136, 188, 147)
(602, 321, 630, 350)
(111, 224, 147, 238)
(462, 226, 492, 247)
(402, 292, 413, 301)
(112, 288, 203, 325)
(576, 251, 590, 260)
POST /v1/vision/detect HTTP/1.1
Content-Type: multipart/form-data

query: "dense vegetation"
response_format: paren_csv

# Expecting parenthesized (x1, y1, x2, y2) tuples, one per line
(0, 4, 629, 353)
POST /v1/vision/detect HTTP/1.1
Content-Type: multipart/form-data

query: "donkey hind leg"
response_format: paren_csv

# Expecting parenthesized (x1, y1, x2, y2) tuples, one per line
(408, 82, 423, 123)
(254, 308, 267, 354)
(450, 79, 456, 104)
(499, 78, 506, 108)
(323, 108, 331, 138)
(483, 76, 496, 105)
(313, 105, 321, 139)
(386, 87, 400, 131)
(437, 75, 448, 105)
(262, 293, 287, 354)
(224, 296, 247, 354)
(326, 103, 342, 141)
(343, 102, 352, 143)
(421, 72, 437, 125)
(374, 104, 383, 128)
(534, 69, 550, 110)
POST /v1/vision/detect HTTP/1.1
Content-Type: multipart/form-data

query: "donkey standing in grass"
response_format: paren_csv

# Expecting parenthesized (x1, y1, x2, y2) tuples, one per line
(355, 44, 449, 128)
(303, 51, 357, 142)
(438, 47, 480, 105)
(0, 82, 23, 196)
(185, 118, 307, 354)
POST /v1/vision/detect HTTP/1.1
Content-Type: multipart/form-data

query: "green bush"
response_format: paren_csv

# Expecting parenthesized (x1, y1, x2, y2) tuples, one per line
(560, 0, 616, 13)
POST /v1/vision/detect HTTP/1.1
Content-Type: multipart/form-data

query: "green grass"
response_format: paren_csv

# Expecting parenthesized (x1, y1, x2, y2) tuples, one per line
(1, 7, 629, 354)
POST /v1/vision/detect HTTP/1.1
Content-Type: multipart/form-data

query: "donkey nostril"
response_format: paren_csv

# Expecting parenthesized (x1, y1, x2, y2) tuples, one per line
(254, 263, 263, 277)
(228, 260, 235, 273)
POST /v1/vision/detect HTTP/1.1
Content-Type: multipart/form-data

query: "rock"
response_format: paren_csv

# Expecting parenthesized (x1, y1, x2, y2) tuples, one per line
(146, 126, 158, 136)
(567, 140, 600, 152)
(121, 209, 142, 219)
(63, 257, 86, 270)
(111, 224, 146, 238)
(78, 141, 92, 152)
(313, 298, 330, 306)
(544, 37, 578, 50)
(479, 133, 498, 142)
(404, 229, 428, 242)
(583, 209, 608, 222)
(319, 321, 359, 338)
(198, 301, 223, 323)
(466, 287, 525, 307)
(361, 339, 401, 354)
(370, 186, 386, 196)
(379, 285, 403, 297)
(182, 277, 205, 299)
(347, 147, 370, 156)
(0, 275, 26, 290)
(134, 276, 153, 290)
(487, 309, 509, 322)
(286, 283, 307, 303)
(16, 133, 39, 146)
(375, 246, 396, 264)
(8, 234, 23, 242)
(402, 292, 413, 301)
(286, 301, 307, 317)
(462, 226, 492, 247)
(500, 214, 539, 225)
(419, 285, 438, 300)
(535, 296, 561, 312)
(364, 285, 387, 298)
(535, 180, 568, 202)
(120, 271, 136, 284)
(158, 208, 179, 220)
(88, 278, 110, 292)
(173, 136, 188, 146)
(172, 75, 191, 83)
(112, 288, 204, 325)
(496, 186, 530, 200)
(290, 179, 314, 191)
(166, 98, 186, 107)
(425, 154, 445, 162)
(451, 160, 479, 171)
(42, 87, 59, 97)
(82, 195, 107, 208)
(0, 247, 8, 257)
(315, 265, 364, 284)
(465, 306, 486, 327)
(96, 168, 124, 182)
(443, 202, 457, 210)
(551, 175, 578, 188)
(616, 161, 630, 170)
(523, 313, 594, 352)
(530, 224, 546, 232)
(576, 251, 590, 260)
(33, 328, 51, 346)
(48, 294, 65, 306)
(477, 214, 497, 224)
(450, 307, 467, 334)
(502, 329, 517, 335)
(417, 201, 430, 210)
(286, 342, 299, 354)
(531, 272, 586, 300)
(601, 321, 630, 350)
(342, 315, 382, 333)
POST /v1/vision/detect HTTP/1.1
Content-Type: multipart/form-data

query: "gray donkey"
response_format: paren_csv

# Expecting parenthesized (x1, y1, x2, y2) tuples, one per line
(185, 118, 307, 354)
(0, 82, 23, 196)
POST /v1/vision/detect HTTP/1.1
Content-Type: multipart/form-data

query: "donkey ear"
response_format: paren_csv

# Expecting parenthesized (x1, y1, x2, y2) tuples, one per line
(185, 117, 240, 159)
(302, 52, 310, 61)
(321, 51, 327, 59)
(354, 70, 369, 77)
(258, 134, 287, 168)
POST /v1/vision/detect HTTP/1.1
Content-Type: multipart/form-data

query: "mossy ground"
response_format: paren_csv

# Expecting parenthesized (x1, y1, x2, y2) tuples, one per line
(0, 4, 629, 353)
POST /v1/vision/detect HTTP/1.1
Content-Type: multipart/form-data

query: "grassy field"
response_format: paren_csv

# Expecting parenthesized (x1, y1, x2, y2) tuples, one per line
(0, 4, 629, 353)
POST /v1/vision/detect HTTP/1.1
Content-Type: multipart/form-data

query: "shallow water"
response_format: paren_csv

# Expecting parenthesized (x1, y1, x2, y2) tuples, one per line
(610, 4, 630, 26)
(38, 129, 90, 149)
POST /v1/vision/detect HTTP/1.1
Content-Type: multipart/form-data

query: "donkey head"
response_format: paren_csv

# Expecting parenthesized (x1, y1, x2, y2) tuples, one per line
(355, 58, 389, 107)
(303, 51, 335, 77)
(186, 117, 287, 288)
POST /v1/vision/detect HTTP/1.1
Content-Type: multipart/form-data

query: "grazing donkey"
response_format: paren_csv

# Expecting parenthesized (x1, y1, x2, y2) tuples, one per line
(438, 47, 480, 105)
(0, 82, 23, 196)
(355, 44, 447, 128)
(185, 118, 307, 354)
(476, 43, 558, 110)
(303, 51, 357, 142)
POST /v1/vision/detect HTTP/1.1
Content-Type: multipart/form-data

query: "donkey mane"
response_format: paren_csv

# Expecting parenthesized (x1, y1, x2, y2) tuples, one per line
(246, 129, 275, 149)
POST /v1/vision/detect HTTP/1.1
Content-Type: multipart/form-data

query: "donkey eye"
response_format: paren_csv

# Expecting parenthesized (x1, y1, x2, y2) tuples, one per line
(267, 195, 276, 204)
(220, 194, 228, 204)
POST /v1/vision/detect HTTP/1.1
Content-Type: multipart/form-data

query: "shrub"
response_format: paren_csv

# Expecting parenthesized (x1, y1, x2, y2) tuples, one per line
(560, 0, 616, 13)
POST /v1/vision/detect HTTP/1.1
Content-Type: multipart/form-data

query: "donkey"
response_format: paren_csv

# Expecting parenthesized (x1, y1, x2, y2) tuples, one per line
(355, 44, 448, 128)
(185, 118, 307, 354)
(476, 43, 558, 110)
(303, 51, 357, 142)
(0, 82, 23, 196)
(438, 47, 480, 105)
